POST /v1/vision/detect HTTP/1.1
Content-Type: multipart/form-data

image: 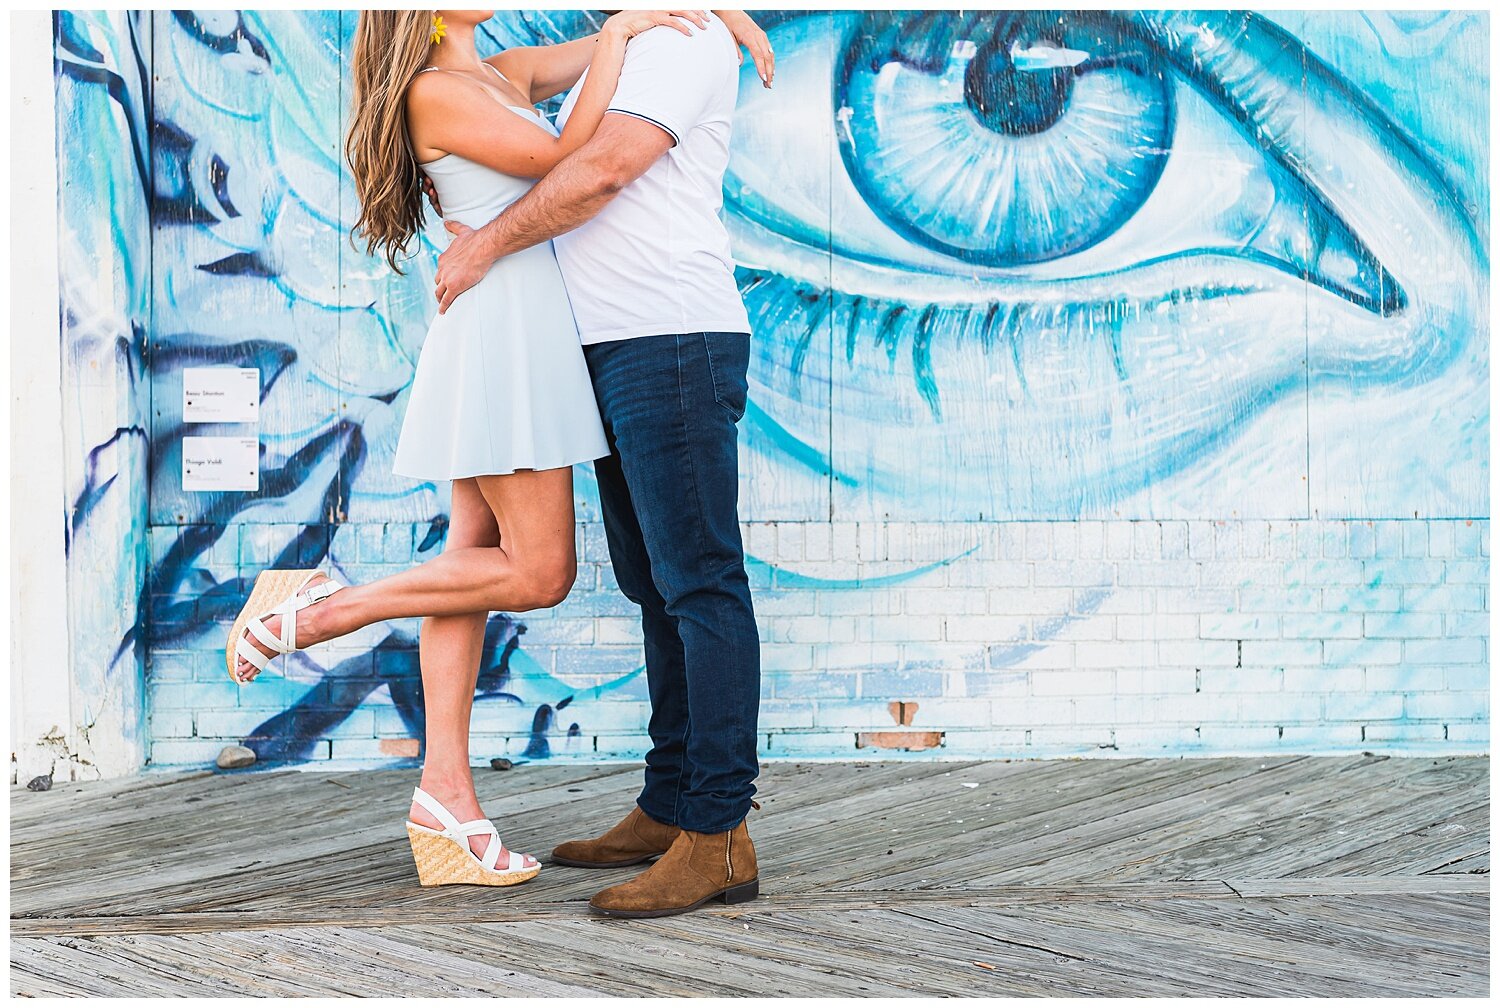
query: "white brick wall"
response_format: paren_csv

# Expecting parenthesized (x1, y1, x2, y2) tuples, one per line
(147, 518, 1490, 765)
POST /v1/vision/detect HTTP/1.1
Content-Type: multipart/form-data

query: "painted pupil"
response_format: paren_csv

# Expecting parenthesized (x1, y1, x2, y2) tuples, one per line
(964, 39, 1071, 136)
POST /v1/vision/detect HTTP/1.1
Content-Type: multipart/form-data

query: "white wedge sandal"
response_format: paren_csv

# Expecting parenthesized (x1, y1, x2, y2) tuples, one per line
(226, 569, 346, 683)
(406, 786, 542, 887)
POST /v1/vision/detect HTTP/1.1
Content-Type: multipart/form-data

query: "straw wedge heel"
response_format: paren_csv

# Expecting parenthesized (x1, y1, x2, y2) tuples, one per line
(406, 787, 541, 887)
(226, 569, 346, 683)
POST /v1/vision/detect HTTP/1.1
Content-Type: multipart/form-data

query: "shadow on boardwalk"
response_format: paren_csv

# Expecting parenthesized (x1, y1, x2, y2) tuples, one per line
(9, 755, 1489, 996)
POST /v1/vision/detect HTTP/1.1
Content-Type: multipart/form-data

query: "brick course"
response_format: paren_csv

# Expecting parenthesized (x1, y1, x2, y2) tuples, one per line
(147, 519, 1491, 764)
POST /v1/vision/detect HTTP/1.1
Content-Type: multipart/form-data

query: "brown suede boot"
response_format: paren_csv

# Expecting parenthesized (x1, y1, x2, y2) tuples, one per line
(589, 818, 758, 918)
(551, 806, 682, 869)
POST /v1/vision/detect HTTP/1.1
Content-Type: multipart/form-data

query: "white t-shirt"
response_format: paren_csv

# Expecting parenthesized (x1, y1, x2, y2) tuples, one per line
(551, 15, 751, 345)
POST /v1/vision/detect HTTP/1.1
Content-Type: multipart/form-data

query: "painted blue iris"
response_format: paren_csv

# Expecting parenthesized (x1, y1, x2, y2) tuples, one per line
(837, 11, 1173, 266)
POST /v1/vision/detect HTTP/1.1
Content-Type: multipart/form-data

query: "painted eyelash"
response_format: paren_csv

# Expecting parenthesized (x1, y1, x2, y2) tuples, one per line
(739, 267, 1256, 421)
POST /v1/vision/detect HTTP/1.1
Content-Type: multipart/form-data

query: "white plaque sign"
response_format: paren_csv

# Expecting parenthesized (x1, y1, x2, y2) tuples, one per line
(183, 367, 259, 423)
(183, 437, 259, 492)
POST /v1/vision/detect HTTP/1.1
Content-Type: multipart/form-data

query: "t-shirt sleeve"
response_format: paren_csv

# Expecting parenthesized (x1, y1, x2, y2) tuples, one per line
(605, 22, 722, 146)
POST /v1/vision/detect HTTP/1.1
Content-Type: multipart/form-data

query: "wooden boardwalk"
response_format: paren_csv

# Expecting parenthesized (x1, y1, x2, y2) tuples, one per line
(9, 755, 1489, 996)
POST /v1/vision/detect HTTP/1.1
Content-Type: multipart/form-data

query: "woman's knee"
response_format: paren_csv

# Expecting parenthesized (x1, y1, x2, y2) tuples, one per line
(534, 557, 578, 609)
(512, 554, 577, 610)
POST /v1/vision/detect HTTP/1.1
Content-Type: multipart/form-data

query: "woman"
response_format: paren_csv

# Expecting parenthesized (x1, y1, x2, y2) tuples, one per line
(225, 9, 773, 888)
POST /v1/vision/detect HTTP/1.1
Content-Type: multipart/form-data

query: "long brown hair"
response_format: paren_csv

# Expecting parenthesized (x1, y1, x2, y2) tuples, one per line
(346, 10, 433, 273)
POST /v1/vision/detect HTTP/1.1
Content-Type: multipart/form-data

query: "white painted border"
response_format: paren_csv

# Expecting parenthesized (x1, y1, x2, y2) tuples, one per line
(8, 10, 76, 783)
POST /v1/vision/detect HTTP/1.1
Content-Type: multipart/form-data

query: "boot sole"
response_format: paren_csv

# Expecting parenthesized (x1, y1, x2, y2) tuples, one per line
(550, 851, 664, 869)
(589, 878, 760, 919)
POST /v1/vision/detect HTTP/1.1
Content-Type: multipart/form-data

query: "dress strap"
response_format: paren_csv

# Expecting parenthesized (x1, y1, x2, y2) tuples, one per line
(420, 63, 513, 85)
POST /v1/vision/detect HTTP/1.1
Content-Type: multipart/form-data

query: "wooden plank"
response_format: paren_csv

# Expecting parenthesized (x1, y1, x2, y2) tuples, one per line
(757, 756, 1228, 890)
(1294, 798, 1490, 878)
(8, 771, 216, 827)
(1040, 754, 1478, 883)
(8, 764, 640, 917)
(10, 762, 643, 916)
(897, 899, 1487, 997)
(11, 927, 606, 997)
(18, 894, 1483, 999)
(958, 755, 1443, 886)
(11, 881, 1237, 939)
(1228, 875, 1489, 898)
(1016, 893, 1487, 995)
(13, 876, 1486, 938)
(1426, 849, 1489, 876)
(869, 902, 1368, 997)
(1187, 793, 1490, 882)
(406, 918, 954, 997)
(816, 755, 1314, 890)
(1263, 890, 1490, 966)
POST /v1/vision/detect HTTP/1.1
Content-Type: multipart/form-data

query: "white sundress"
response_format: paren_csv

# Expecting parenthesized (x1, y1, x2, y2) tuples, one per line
(392, 73, 608, 481)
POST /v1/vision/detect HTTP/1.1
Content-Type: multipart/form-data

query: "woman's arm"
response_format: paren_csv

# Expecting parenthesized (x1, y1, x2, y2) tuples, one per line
(493, 10, 710, 106)
(490, 37, 595, 106)
(713, 10, 774, 88)
(408, 12, 705, 180)
(407, 71, 571, 179)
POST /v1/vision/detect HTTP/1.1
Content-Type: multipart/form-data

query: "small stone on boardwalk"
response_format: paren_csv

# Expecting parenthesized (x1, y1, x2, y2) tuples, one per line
(489, 758, 513, 771)
(25, 775, 52, 792)
(217, 745, 256, 770)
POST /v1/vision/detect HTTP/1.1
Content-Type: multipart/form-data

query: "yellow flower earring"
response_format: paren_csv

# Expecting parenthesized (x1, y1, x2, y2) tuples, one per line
(431, 14, 446, 45)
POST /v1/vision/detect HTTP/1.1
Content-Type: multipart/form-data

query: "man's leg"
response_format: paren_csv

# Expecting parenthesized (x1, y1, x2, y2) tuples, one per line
(585, 332, 760, 835)
(590, 434, 690, 827)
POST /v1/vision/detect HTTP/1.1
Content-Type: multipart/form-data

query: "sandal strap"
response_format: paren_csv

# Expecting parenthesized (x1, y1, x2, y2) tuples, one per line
(244, 617, 286, 655)
(281, 579, 342, 650)
(235, 635, 274, 672)
(300, 579, 345, 605)
(453, 817, 498, 839)
(482, 833, 503, 872)
(411, 787, 511, 872)
(411, 786, 464, 834)
(245, 577, 347, 660)
(454, 818, 504, 872)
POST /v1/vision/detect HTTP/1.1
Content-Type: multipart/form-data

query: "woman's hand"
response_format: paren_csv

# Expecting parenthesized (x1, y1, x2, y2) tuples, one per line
(602, 10, 709, 43)
(715, 10, 773, 87)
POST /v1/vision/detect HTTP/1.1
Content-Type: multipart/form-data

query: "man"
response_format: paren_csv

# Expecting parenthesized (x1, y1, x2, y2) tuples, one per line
(433, 14, 765, 919)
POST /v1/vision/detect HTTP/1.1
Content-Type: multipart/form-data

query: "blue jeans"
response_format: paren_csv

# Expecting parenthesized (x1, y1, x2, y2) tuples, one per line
(583, 331, 760, 834)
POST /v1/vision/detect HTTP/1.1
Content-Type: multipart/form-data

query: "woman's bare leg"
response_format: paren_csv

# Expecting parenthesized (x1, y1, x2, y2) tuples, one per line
(232, 467, 577, 866)
(406, 477, 526, 864)
(233, 466, 578, 680)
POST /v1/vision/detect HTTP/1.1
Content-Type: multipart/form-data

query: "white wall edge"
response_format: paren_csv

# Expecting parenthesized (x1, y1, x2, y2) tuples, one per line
(9, 10, 78, 784)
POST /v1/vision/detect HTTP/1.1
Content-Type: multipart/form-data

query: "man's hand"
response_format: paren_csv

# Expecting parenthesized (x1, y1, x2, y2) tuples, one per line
(434, 220, 492, 314)
(421, 174, 442, 217)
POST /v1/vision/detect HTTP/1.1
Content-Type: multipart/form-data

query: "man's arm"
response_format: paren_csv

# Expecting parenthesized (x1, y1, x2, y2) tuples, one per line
(434, 114, 673, 313)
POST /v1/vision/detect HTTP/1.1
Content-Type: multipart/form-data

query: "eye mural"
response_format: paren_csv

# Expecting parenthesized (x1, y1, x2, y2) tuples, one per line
(730, 10, 1484, 521)
(52, 11, 1487, 766)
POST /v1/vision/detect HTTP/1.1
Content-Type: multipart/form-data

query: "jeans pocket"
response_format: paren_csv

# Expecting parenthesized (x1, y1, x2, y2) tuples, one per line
(702, 332, 750, 422)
